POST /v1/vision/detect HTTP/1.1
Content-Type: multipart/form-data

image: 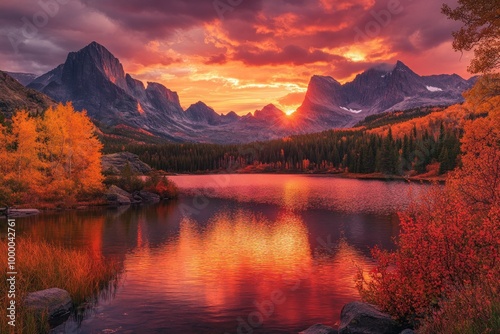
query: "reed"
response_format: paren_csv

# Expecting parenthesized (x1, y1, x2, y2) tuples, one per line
(0, 239, 119, 333)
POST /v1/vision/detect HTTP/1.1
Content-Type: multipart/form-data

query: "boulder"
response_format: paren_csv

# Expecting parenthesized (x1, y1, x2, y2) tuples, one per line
(102, 152, 152, 175)
(24, 288, 72, 326)
(300, 323, 339, 334)
(106, 185, 132, 206)
(137, 191, 161, 203)
(339, 302, 404, 334)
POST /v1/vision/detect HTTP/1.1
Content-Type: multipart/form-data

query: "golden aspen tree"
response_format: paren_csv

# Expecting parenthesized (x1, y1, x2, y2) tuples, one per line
(42, 103, 103, 201)
(9, 110, 45, 196)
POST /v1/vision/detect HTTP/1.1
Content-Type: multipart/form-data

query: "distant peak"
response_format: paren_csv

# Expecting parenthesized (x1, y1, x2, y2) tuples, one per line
(254, 103, 285, 119)
(78, 41, 109, 54)
(193, 101, 210, 108)
(262, 103, 279, 110)
(311, 75, 340, 85)
(394, 60, 410, 70)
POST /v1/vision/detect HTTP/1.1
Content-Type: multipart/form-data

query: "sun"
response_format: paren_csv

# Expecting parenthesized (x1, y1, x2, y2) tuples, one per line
(285, 109, 296, 116)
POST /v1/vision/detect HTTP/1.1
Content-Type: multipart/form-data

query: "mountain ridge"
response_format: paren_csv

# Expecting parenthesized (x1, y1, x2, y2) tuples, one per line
(16, 41, 475, 144)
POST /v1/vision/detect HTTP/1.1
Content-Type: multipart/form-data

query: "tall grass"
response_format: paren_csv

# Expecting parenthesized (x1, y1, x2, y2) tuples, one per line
(0, 239, 119, 333)
(419, 282, 500, 334)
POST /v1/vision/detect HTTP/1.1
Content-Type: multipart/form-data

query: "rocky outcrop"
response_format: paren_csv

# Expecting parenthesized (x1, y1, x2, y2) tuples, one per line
(300, 323, 339, 334)
(24, 288, 72, 326)
(106, 185, 133, 206)
(338, 302, 404, 334)
(102, 152, 152, 175)
(106, 186, 161, 206)
(137, 191, 160, 203)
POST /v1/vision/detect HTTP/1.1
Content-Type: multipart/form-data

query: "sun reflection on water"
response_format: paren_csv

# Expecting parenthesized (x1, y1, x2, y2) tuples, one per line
(122, 209, 373, 327)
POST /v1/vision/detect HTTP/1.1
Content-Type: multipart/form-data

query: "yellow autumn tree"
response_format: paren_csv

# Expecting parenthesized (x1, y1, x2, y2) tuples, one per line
(10, 111, 45, 185)
(41, 103, 104, 202)
(0, 111, 47, 203)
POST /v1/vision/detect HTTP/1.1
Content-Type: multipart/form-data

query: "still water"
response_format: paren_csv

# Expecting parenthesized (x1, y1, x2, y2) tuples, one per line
(16, 175, 429, 333)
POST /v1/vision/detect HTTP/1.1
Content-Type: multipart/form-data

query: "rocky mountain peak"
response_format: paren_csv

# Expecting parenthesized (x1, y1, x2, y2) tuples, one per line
(145, 82, 181, 106)
(185, 101, 222, 125)
(254, 103, 286, 119)
(64, 41, 127, 89)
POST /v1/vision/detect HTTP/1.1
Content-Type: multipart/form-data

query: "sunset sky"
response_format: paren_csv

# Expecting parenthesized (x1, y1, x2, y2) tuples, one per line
(0, 0, 472, 115)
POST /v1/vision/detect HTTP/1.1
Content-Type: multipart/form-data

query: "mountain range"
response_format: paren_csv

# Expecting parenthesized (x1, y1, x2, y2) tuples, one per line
(1, 42, 476, 144)
(0, 71, 54, 119)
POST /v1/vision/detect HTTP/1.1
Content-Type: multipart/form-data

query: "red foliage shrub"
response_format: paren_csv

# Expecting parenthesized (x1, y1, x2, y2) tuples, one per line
(145, 175, 179, 199)
(358, 190, 500, 325)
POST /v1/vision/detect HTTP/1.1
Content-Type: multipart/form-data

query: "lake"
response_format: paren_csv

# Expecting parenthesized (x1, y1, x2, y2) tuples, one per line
(15, 175, 429, 333)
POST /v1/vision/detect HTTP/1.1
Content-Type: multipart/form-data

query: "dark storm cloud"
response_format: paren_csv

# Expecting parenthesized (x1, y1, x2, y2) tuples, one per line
(0, 0, 462, 75)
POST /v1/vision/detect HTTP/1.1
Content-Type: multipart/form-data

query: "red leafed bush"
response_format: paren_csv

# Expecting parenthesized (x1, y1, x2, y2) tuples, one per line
(145, 174, 179, 199)
(358, 190, 500, 325)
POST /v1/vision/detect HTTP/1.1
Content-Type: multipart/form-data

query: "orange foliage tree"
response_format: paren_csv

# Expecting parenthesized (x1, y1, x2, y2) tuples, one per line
(41, 103, 103, 202)
(0, 103, 103, 205)
(10, 111, 45, 195)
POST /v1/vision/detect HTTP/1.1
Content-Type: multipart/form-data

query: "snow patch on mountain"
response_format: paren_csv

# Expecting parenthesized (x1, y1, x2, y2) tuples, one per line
(340, 106, 362, 114)
(426, 85, 443, 92)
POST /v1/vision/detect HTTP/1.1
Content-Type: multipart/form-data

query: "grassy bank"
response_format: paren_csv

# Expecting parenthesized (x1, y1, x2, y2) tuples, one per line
(0, 239, 119, 333)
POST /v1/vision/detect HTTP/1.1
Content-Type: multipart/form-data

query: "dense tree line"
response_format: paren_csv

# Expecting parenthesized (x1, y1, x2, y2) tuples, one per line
(119, 122, 461, 176)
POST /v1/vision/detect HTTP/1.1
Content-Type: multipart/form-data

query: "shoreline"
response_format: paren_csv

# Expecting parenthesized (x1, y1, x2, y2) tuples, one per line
(2, 172, 444, 215)
(169, 171, 447, 184)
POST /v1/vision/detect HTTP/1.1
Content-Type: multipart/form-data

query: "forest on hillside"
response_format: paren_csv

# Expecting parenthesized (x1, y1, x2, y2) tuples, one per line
(110, 109, 465, 176)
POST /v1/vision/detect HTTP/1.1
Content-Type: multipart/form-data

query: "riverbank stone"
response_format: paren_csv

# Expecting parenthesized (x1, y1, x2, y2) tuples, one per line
(137, 190, 161, 203)
(3, 208, 40, 217)
(300, 323, 339, 334)
(24, 288, 72, 326)
(339, 302, 404, 334)
(106, 185, 132, 206)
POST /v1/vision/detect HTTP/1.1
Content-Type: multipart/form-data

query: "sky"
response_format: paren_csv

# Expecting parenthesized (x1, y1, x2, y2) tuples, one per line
(0, 0, 472, 115)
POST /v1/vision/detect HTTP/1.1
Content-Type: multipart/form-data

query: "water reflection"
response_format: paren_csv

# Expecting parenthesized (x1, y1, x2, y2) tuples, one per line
(11, 175, 418, 333)
(145, 212, 312, 306)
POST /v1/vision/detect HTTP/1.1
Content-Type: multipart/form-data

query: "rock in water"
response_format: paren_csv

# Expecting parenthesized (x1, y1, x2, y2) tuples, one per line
(137, 190, 161, 203)
(106, 185, 133, 206)
(24, 288, 72, 326)
(4, 208, 40, 218)
(300, 323, 339, 334)
(339, 302, 403, 334)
